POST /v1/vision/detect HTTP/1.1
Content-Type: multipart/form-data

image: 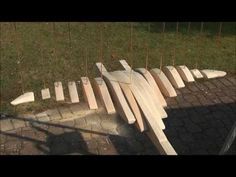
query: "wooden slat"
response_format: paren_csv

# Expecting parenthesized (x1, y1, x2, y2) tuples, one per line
(68, 81, 79, 103)
(176, 65, 195, 82)
(119, 82, 148, 132)
(81, 77, 98, 110)
(111, 71, 166, 130)
(94, 77, 116, 114)
(201, 69, 227, 79)
(41, 88, 51, 100)
(135, 68, 167, 107)
(11, 92, 35, 105)
(150, 68, 177, 97)
(162, 66, 185, 89)
(54, 82, 65, 101)
(95, 62, 136, 124)
(191, 69, 204, 79)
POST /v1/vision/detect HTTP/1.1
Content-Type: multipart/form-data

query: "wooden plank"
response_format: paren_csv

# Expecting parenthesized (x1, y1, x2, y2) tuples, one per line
(68, 81, 79, 103)
(176, 65, 195, 82)
(54, 82, 65, 101)
(201, 69, 227, 79)
(119, 82, 148, 132)
(41, 88, 51, 100)
(191, 69, 204, 79)
(81, 77, 98, 110)
(94, 77, 116, 114)
(95, 62, 136, 124)
(11, 92, 35, 105)
(135, 68, 167, 107)
(118, 60, 167, 117)
(162, 66, 185, 89)
(111, 71, 166, 130)
(146, 128, 177, 155)
(150, 68, 177, 97)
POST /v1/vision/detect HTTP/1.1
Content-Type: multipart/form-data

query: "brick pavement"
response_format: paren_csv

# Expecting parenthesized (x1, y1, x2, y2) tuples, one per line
(0, 74, 236, 155)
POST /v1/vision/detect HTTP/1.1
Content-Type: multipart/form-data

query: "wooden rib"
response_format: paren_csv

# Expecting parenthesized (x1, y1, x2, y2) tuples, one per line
(41, 88, 51, 100)
(54, 81, 65, 101)
(119, 82, 148, 132)
(162, 66, 185, 89)
(94, 77, 116, 114)
(95, 62, 136, 124)
(191, 69, 204, 79)
(175, 65, 195, 82)
(81, 77, 98, 110)
(135, 68, 167, 107)
(118, 60, 167, 118)
(111, 71, 165, 130)
(68, 81, 79, 103)
(150, 68, 177, 97)
(200, 69, 227, 79)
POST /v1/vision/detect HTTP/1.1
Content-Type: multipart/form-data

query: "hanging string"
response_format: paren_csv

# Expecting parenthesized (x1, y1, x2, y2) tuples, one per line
(187, 22, 191, 34)
(36, 23, 46, 89)
(129, 22, 133, 83)
(99, 23, 104, 81)
(216, 22, 223, 70)
(172, 22, 179, 66)
(184, 22, 191, 66)
(84, 23, 88, 84)
(160, 22, 166, 70)
(195, 22, 204, 69)
(145, 23, 150, 72)
(13, 23, 25, 94)
(51, 22, 58, 80)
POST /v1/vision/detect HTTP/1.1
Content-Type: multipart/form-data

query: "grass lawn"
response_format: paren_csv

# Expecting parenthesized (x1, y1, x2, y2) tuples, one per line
(0, 22, 235, 115)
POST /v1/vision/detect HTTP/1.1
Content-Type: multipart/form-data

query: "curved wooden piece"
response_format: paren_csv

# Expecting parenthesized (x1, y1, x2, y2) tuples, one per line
(150, 68, 177, 97)
(11, 92, 35, 105)
(135, 68, 167, 107)
(41, 88, 51, 100)
(201, 69, 227, 79)
(191, 69, 204, 79)
(162, 66, 185, 89)
(68, 81, 79, 103)
(54, 81, 65, 101)
(95, 62, 136, 124)
(176, 65, 195, 82)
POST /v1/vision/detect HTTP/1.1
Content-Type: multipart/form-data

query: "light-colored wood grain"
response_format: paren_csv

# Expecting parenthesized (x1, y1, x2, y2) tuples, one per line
(81, 77, 98, 110)
(11, 92, 35, 105)
(176, 65, 195, 82)
(94, 77, 116, 114)
(54, 82, 65, 101)
(150, 68, 177, 97)
(111, 71, 166, 130)
(135, 68, 167, 107)
(41, 88, 51, 100)
(201, 69, 227, 79)
(68, 81, 79, 103)
(95, 62, 136, 124)
(191, 69, 204, 79)
(162, 66, 185, 89)
(119, 81, 148, 132)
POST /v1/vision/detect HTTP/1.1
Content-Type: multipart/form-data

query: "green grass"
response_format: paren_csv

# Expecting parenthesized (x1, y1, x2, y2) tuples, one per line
(0, 22, 235, 115)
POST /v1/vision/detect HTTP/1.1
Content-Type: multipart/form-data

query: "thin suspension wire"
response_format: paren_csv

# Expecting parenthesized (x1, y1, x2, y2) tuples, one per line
(129, 22, 133, 83)
(172, 22, 179, 66)
(160, 22, 166, 70)
(13, 23, 25, 93)
(145, 23, 150, 72)
(99, 23, 104, 80)
(195, 22, 204, 69)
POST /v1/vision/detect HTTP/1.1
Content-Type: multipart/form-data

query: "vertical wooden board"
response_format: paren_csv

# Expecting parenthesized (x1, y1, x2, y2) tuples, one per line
(201, 69, 227, 79)
(119, 82, 148, 132)
(94, 77, 116, 114)
(119, 59, 132, 70)
(175, 65, 195, 82)
(150, 68, 177, 97)
(81, 77, 98, 110)
(68, 81, 79, 103)
(191, 69, 204, 79)
(41, 88, 51, 100)
(95, 62, 136, 124)
(135, 68, 167, 107)
(111, 71, 166, 130)
(162, 66, 185, 89)
(54, 82, 65, 101)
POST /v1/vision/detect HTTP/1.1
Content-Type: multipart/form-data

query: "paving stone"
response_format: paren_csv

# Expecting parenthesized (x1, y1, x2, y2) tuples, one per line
(19, 114, 37, 127)
(180, 87, 191, 94)
(187, 83, 199, 92)
(20, 142, 43, 155)
(195, 82, 208, 91)
(204, 81, 216, 89)
(183, 94, 198, 103)
(211, 79, 226, 88)
(62, 120, 76, 132)
(204, 128, 221, 139)
(46, 109, 62, 121)
(35, 112, 50, 122)
(219, 96, 234, 104)
(11, 119, 26, 129)
(85, 114, 100, 126)
(168, 118, 184, 127)
(226, 77, 236, 85)
(219, 77, 234, 86)
(58, 107, 75, 120)
(74, 117, 87, 128)
(184, 119, 202, 133)
(0, 119, 14, 132)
